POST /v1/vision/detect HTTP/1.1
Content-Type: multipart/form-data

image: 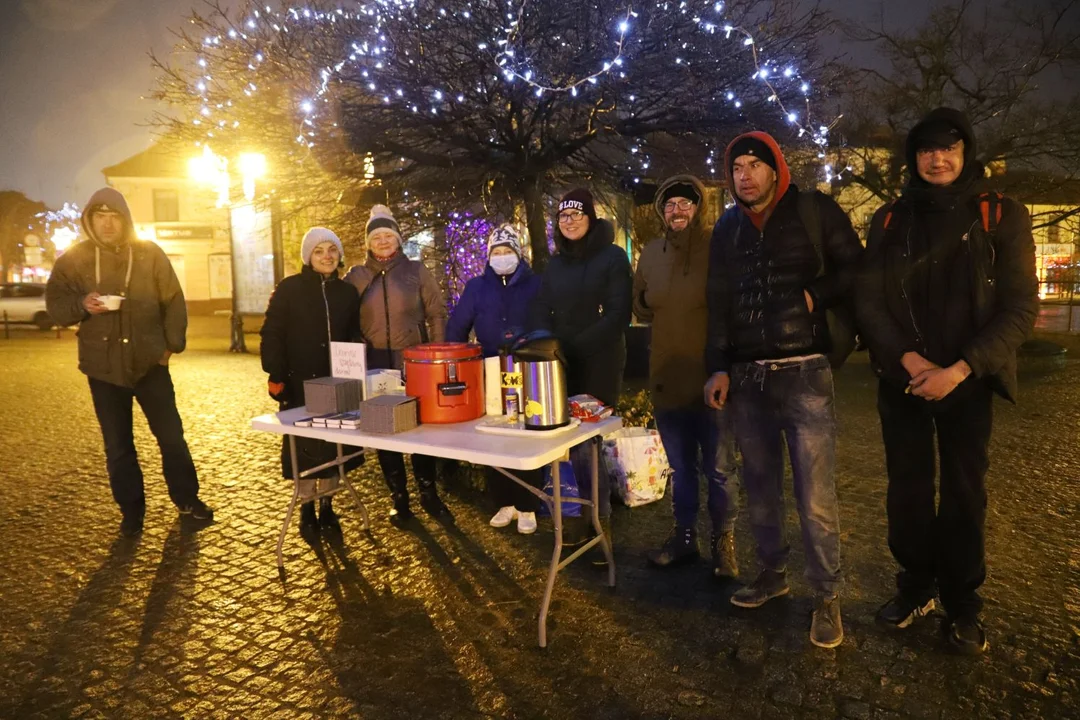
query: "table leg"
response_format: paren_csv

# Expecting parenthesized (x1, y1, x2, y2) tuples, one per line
(538, 458, 563, 648)
(278, 435, 303, 568)
(591, 438, 615, 586)
(337, 442, 369, 530)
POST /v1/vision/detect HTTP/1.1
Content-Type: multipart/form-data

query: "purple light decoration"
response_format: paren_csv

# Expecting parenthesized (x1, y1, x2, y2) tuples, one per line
(443, 212, 494, 308)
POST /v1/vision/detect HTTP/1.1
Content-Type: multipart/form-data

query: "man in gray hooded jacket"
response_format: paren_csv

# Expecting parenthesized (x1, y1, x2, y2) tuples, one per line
(47, 187, 213, 537)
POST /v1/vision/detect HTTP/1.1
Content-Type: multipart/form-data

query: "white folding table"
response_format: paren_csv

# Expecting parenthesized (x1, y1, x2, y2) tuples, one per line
(251, 408, 621, 647)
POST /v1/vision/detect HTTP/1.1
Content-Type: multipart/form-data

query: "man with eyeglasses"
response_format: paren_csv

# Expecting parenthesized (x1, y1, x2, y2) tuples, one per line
(633, 175, 740, 579)
(856, 108, 1037, 654)
(704, 132, 863, 648)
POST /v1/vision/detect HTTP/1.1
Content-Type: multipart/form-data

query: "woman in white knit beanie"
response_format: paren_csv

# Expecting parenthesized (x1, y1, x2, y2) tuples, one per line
(261, 226, 363, 534)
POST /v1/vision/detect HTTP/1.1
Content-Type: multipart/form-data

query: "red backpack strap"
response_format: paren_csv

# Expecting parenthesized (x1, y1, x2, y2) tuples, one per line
(978, 192, 1004, 233)
(882, 201, 897, 230)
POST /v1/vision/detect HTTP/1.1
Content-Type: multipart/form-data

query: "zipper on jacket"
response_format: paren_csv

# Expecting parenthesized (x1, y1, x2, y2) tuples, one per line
(961, 219, 996, 287)
(897, 220, 927, 354)
(320, 276, 333, 367)
(379, 270, 392, 357)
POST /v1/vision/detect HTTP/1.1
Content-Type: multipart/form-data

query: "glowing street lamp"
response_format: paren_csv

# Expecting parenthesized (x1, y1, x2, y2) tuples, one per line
(51, 227, 78, 255)
(188, 145, 230, 207)
(238, 152, 267, 201)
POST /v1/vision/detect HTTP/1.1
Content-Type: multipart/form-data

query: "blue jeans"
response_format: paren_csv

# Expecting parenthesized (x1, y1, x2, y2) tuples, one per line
(729, 356, 842, 595)
(654, 405, 739, 533)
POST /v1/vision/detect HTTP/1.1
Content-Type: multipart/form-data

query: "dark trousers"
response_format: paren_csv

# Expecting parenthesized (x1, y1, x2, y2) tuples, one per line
(570, 439, 611, 518)
(377, 450, 437, 501)
(877, 379, 993, 619)
(654, 405, 739, 533)
(88, 365, 200, 516)
(487, 467, 541, 513)
(730, 357, 842, 595)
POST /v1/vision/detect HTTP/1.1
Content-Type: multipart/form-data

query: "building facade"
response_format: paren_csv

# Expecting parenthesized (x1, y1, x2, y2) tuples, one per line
(102, 145, 233, 314)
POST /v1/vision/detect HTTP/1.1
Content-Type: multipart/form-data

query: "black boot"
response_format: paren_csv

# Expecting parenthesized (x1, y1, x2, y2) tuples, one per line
(419, 485, 451, 519)
(416, 458, 452, 519)
(299, 501, 318, 533)
(945, 615, 988, 655)
(318, 497, 340, 531)
(710, 530, 739, 579)
(389, 491, 414, 524)
(647, 525, 699, 567)
(379, 451, 414, 525)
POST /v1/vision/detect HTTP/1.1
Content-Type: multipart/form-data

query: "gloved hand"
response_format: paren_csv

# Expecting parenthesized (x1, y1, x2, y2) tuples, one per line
(268, 380, 287, 402)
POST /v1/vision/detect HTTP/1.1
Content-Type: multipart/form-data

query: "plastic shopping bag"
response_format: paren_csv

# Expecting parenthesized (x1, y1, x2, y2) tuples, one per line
(602, 427, 671, 507)
(538, 460, 582, 517)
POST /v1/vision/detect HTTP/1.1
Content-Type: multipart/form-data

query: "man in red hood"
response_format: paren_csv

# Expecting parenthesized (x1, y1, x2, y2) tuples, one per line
(703, 131, 863, 648)
(46, 187, 213, 537)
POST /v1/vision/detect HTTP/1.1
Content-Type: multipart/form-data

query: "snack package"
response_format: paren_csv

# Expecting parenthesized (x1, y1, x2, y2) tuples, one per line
(569, 394, 614, 422)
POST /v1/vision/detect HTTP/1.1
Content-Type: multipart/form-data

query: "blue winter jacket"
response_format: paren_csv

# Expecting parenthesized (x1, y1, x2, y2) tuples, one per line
(446, 262, 542, 357)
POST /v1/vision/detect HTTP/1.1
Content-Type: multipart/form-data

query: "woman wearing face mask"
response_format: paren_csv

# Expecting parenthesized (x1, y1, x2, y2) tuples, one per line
(261, 227, 364, 534)
(344, 205, 450, 524)
(446, 224, 542, 534)
(533, 189, 633, 555)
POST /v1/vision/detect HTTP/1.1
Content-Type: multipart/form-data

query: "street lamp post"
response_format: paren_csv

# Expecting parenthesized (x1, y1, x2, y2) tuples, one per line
(189, 147, 268, 353)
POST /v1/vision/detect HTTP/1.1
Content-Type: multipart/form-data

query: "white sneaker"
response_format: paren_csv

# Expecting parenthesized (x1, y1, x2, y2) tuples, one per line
(490, 506, 517, 528)
(517, 512, 537, 535)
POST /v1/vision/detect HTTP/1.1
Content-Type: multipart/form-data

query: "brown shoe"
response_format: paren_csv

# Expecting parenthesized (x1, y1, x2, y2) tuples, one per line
(710, 530, 738, 579)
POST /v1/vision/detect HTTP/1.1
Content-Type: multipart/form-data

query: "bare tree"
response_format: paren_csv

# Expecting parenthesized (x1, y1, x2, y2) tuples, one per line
(0, 191, 48, 282)
(833, 0, 1080, 229)
(151, 0, 835, 268)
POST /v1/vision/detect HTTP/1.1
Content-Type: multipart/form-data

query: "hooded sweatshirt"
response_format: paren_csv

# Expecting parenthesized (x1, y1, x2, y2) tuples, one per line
(633, 175, 714, 410)
(705, 133, 863, 372)
(727, 131, 792, 230)
(45, 187, 188, 388)
(857, 108, 1039, 402)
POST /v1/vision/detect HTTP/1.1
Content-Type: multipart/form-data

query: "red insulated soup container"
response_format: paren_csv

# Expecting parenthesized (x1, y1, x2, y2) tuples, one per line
(403, 342, 485, 424)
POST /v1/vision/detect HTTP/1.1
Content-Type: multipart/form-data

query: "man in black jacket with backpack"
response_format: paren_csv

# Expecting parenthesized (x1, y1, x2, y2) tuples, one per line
(857, 108, 1038, 655)
(704, 132, 864, 649)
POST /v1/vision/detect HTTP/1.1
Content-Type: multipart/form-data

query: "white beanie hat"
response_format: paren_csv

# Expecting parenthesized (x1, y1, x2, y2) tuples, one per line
(366, 204, 402, 244)
(300, 227, 343, 265)
(487, 223, 523, 257)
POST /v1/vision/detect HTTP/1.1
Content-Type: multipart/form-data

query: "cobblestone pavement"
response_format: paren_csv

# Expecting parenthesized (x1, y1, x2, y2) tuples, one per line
(1, 331, 1077, 720)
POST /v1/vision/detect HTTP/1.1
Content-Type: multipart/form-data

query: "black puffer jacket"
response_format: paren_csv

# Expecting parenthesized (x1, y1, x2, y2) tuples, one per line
(533, 218, 633, 406)
(705, 186, 864, 372)
(260, 264, 364, 478)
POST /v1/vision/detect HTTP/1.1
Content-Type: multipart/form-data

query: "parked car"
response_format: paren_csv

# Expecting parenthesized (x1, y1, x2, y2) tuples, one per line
(0, 283, 53, 329)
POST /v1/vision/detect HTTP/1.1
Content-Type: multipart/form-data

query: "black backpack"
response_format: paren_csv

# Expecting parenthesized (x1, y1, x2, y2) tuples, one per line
(797, 191, 858, 369)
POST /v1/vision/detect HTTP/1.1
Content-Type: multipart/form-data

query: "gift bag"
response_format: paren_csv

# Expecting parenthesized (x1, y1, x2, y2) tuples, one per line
(538, 461, 581, 517)
(602, 428, 671, 507)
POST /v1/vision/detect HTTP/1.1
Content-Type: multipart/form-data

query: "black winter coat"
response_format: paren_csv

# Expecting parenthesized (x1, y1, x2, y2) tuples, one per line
(260, 264, 364, 479)
(856, 194, 1038, 403)
(706, 186, 864, 372)
(533, 218, 633, 407)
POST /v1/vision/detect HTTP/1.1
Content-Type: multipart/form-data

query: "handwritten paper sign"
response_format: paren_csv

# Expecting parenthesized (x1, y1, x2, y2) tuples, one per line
(331, 342, 367, 387)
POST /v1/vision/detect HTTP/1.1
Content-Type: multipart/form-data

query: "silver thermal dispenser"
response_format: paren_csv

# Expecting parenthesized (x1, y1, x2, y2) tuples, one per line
(512, 334, 570, 430)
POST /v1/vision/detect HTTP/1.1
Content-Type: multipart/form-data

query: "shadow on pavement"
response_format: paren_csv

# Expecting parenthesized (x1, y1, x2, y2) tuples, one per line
(310, 532, 482, 719)
(9, 535, 141, 716)
(131, 520, 201, 671)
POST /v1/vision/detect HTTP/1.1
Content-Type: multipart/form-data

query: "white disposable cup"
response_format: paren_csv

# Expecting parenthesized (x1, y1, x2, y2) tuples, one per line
(99, 295, 124, 311)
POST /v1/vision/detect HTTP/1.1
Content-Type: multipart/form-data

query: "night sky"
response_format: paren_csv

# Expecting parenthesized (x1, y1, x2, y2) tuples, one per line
(0, 0, 935, 209)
